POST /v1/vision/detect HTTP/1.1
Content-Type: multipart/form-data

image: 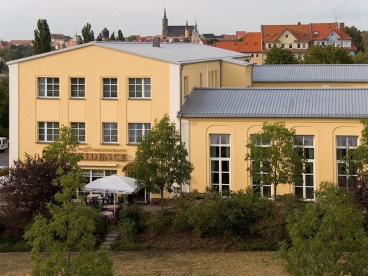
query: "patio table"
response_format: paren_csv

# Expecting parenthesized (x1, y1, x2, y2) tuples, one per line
(103, 205, 116, 212)
(101, 211, 114, 220)
(87, 194, 100, 201)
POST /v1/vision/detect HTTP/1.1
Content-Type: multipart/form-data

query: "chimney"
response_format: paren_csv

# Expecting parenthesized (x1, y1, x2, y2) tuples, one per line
(153, 36, 160, 47)
(339, 22, 345, 31)
(298, 22, 301, 25)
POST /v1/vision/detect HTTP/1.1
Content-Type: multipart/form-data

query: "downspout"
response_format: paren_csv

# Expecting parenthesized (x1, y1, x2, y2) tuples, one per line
(179, 64, 184, 138)
(219, 59, 222, 87)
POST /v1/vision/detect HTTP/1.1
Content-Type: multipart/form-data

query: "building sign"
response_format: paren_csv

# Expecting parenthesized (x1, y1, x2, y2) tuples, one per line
(78, 147, 127, 161)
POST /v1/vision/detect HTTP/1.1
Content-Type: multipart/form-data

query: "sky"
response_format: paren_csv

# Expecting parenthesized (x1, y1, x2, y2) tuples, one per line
(1, 0, 368, 41)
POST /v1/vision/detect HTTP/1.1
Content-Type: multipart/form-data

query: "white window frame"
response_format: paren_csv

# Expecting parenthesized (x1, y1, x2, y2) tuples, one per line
(38, 77, 59, 98)
(128, 78, 151, 98)
(38, 122, 59, 142)
(102, 123, 118, 143)
(83, 170, 117, 184)
(71, 122, 86, 143)
(128, 123, 151, 144)
(289, 43, 292, 49)
(70, 77, 85, 98)
(210, 134, 230, 193)
(336, 136, 358, 187)
(102, 78, 118, 98)
(294, 135, 315, 200)
(250, 134, 271, 198)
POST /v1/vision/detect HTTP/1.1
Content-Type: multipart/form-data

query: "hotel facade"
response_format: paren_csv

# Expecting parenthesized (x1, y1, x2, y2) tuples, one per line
(8, 42, 368, 200)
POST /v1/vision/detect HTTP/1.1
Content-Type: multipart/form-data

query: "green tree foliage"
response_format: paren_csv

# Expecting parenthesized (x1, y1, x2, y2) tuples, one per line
(245, 122, 305, 199)
(110, 32, 115, 41)
(363, 32, 368, 52)
(33, 19, 51, 55)
(352, 51, 368, 63)
(117, 30, 124, 41)
(352, 118, 368, 175)
(345, 25, 364, 52)
(279, 182, 368, 276)
(127, 35, 137, 42)
(133, 114, 194, 213)
(24, 127, 113, 275)
(81, 22, 94, 43)
(264, 47, 299, 64)
(0, 76, 9, 137)
(96, 33, 102, 41)
(304, 45, 353, 64)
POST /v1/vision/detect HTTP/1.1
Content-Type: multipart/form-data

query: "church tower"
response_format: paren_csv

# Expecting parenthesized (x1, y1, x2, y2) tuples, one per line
(162, 8, 168, 36)
(191, 21, 200, 43)
(185, 21, 189, 38)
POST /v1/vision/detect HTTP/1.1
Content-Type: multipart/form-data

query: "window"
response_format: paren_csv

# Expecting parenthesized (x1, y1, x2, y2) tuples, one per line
(38, 77, 59, 98)
(128, 78, 151, 98)
(297, 43, 301, 49)
(102, 78, 117, 98)
(298, 54, 302, 60)
(322, 42, 325, 46)
(268, 44, 271, 49)
(251, 53, 254, 57)
(71, 78, 85, 98)
(336, 136, 358, 187)
(250, 134, 271, 198)
(273, 44, 276, 47)
(285, 34, 288, 38)
(281, 44, 285, 49)
(128, 123, 151, 144)
(210, 134, 230, 193)
(316, 41, 320, 46)
(256, 54, 259, 57)
(303, 43, 306, 48)
(294, 135, 314, 200)
(38, 122, 59, 142)
(199, 73, 203, 87)
(183, 76, 188, 95)
(289, 43, 292, 49)
(83, 170, 117, 184)
(103, 123, 118, 143)
(71, 122, 85, 142)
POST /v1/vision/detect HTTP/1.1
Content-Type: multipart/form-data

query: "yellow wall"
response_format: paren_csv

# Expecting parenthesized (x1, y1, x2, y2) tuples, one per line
(17, 45, 171, 171)
(185, 117, 362, 196)
(221, 62, 252, 87)
(253, 82, 368, 88)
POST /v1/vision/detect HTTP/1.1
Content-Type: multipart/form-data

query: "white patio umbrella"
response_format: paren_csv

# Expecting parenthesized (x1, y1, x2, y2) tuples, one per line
(83, 174, 139, 212)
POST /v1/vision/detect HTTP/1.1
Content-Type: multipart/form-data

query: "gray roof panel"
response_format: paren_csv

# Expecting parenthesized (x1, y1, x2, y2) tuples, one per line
(253, 64, 368, 82)
(179, 88, 368, 118)
(7, 42, 250, 66)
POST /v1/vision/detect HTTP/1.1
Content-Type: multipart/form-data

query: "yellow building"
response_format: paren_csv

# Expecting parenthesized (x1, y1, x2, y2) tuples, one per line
(179, 87, 367, 199)
(253, 64, 368, 88)
(7, 41, 251, 199)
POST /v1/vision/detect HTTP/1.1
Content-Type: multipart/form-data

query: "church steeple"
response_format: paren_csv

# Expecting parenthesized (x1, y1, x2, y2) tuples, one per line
(162, 8, 168, 36)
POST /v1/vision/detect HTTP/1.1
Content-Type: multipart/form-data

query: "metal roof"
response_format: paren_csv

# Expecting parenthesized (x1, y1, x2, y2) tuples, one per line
(253, 64, 368, 82)
(7, 41, 250, 66)
(179, 87, 368, 118)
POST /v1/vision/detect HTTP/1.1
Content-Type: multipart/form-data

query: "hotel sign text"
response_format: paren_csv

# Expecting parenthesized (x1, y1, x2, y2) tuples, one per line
(78, 147, 127, 161)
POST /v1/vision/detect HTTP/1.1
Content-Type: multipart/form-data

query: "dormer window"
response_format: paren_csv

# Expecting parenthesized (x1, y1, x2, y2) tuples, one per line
(313, 31, 319, 36)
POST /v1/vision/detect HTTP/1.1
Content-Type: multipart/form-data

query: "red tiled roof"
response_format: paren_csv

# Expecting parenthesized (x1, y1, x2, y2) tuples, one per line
(214, 41, 242, 51)
(9, 40, 33, 45)
(310, 23, 351, 40)
(262, 24, 310, 43)
(236, 31, 247, 38)
(239, 32, 262, 52)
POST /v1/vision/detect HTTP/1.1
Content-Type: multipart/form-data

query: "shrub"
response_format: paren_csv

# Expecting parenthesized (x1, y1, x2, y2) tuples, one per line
(119, 219, 137, 244)
(279, 182, 368, 276)
(145, 211, 170, 237)
(119, 204, 148, 233)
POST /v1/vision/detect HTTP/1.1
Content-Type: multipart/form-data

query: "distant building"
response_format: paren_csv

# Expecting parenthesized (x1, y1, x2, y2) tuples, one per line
(162, 8, 194, 37)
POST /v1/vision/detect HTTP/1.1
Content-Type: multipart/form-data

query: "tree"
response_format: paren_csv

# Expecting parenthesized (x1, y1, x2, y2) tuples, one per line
(280, 182, 368, 276)
(33, 19, 51, 55)
(345, 25, 364, 52)
(0, 154, 59, 231)
(264, 46, 299, 64)
(96, 33, 102, 41)
(24, 127, 113, 275)
(133, 114, 194, 213)
(352, 51, 368, 63)
(117, 30, 124, 41)
(0, 76, 9, 137)
(81, 22, 94, 43)
(303, 45, 353, 64)
(110, 32, 115, 41)
(127, 35, 137, 42)
(245, 122, 304, 199)
(363, 32, 368, 52)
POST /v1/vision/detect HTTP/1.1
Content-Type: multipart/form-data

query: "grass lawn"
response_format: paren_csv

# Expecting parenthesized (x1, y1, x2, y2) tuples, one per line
(0, 251, 286, 276)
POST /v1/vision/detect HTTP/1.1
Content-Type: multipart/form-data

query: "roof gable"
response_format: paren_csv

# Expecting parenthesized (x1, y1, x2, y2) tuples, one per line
(262, 24, 310, 43)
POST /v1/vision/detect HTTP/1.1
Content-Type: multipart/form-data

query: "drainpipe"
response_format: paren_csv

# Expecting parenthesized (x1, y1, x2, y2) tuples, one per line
(179, 64, 184, 138)
(219, 59, 222, 87)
